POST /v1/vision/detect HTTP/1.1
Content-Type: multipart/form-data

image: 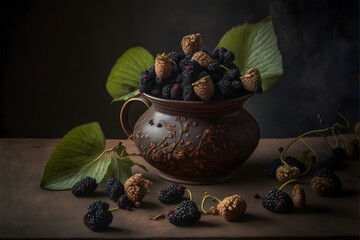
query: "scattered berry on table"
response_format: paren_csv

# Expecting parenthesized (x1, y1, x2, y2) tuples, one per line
(158, 184, 186, 204)
(311, 167, 342, 197)
(117, 195, 134, 210)
(262, 187, 294, 213)
(217, 195, 247, 221)
(124, 173, 153, 206)
(83, 200, 113, 231)
(292, 184, 306, 208)
(167, 200, 201, 226)
(104, 177, 124, 202)
(71, 176, 98, 197)
(267, 157, 306, 179)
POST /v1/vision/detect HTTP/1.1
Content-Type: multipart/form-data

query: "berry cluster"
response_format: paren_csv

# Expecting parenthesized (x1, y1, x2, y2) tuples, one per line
(154, 184, 202, 226)
(139, 33, 263, 101)
(71, 173, 152, 231)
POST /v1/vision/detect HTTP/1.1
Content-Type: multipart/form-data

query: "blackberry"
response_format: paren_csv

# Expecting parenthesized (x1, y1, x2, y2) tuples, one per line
(117, 195, 133, 210)
(139, 69, 155, 93)
(210, 72, 223, 83)
(175, 72, 183, 84)
(155, 76, 168, 86)
(183, 84, 198, 101)
(211, 48, 220, 59)
(71, 176, 98, 197)
(167, 52, 184, 65)
(311, 167, 342, 196)
(267, 157, 306, 179)
(171, 83, 183, 100)
(231, 80, 243, 92)
(167, 200, 201, 226)
(207, 62, 220, 73)
(162, 84, 172, 99)
(169, 66, 181, 82)
(223, 51, 235, 64)
(150, 85, 162, 98)
(104, 177, 124, 202)
(158, 184, 186, 204)
(181, 72, 196, 86)
(228, 68, 240, 80)
(320, 147, 346, 171)
(216, 79, 235, 99)
(179, 55, 193, 71)
(83, 200, 113, 231)
(262, 187, 294, 213)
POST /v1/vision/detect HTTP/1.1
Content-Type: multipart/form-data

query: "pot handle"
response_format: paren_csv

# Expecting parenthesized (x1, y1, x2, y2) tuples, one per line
(120, 95, 152, 137)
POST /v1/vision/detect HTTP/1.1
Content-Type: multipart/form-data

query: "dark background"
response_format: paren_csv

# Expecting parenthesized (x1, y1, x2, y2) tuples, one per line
(1, 0, 359, 139)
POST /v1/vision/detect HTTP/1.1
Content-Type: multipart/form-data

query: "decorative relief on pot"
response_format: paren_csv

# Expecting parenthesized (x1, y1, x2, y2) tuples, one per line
(133, 115, 254, 178)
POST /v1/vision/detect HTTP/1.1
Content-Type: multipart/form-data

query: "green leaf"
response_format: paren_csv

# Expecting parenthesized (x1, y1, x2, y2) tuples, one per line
(217, 18, 283, 91)
(107, 157, 132, 183)
(106, 47, 154, 102)
(40, 122, 111, 190)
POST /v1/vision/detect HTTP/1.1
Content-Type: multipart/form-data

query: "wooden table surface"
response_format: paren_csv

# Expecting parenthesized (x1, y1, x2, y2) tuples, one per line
(0, 137, 359, 239)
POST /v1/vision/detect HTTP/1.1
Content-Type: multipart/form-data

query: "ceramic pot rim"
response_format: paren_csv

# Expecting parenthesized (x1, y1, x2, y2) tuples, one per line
(141, 93, 254, 116)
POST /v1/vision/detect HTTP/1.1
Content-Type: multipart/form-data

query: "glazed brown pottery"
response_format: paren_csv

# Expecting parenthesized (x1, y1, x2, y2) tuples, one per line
(120, 93, 260, 184)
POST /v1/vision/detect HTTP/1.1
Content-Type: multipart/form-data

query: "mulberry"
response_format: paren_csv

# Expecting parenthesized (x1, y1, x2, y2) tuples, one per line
(262, 187, 294, 213)
(216, 79, 235, 99)
(170, 83, 183, 100)
(150, 84, 162, 98)
(223, 51, 235, 64)
(311, 167, 342, 197)
(167, 52, 184, 65)
(217, 195, 247, 221)
(319, 147, 346, 170)
(182, 84, 198, 101)
(191, 51, 214, 67)
(240, 67, 262, 93)
(207, 62, 220, 73)
(124, 173, 153, 206)
(292, 184, 306, 208)
(158, 184, 186, 204)
(71, 176, 98, 197)
(167, 200, 201, 226)
(275, 165, 302, 183)
(117, 195, 133, 210)
(83, 200, 113, 231)
(155, 53, 172, 79)
(104, 177, 124, 202)
(181, 33, 202, 55)
(267, 157, 306, 179)
(192, 75, 214, 101)
(179, 55, 192, 71)
(162, 84, 172, 99)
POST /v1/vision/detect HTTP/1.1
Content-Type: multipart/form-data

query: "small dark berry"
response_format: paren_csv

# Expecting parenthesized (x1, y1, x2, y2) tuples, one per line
(71, 176, 98, 197)
(104, 177, 124, 202)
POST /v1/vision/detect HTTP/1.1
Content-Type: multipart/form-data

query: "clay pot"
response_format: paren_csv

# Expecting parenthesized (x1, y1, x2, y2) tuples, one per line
(120, 93, 260, 184)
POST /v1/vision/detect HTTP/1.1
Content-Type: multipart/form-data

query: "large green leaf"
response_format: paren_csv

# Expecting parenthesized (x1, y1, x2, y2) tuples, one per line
(40, 122, 111, 190)
(217, 18, 283, 91)
(106, 47, 154, 102)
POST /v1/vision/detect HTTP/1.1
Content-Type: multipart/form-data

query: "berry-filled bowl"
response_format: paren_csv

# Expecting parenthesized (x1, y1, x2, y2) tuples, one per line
(108, 18, 284, 184)
(120, 92, 260, 184)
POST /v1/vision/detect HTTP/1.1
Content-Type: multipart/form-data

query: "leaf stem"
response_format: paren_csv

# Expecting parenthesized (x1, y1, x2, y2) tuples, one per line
(200, 192, 221, 214)
(278, 179, 298, 190)
(186, 188, 193, 201)
(280, 125, 339, 167)
(108, 207, 119, 212)
(299, 137, 318, 172)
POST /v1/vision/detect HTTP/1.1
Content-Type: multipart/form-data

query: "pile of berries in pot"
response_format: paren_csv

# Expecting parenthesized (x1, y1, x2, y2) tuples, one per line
(139, 33, 263, 101)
